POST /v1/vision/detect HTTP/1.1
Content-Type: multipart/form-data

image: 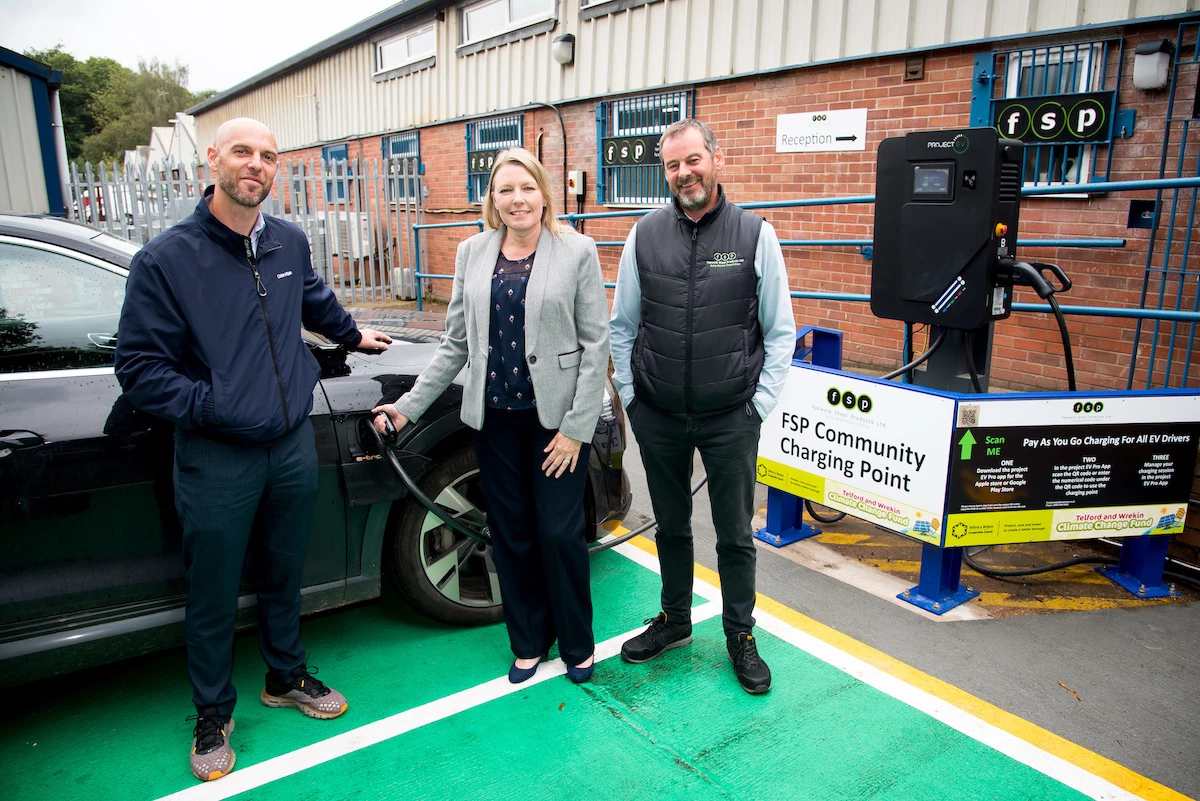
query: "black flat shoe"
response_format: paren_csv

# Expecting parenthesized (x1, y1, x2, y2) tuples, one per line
(508, 656, 542, 684)
(565, 657, 595, 684)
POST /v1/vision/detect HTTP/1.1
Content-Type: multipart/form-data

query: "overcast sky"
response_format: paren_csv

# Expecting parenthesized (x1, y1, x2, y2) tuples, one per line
(2, 0, 400, 94)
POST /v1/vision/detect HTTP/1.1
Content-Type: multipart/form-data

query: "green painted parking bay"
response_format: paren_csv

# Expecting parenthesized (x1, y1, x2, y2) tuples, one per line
(3, 542, 1177, 801)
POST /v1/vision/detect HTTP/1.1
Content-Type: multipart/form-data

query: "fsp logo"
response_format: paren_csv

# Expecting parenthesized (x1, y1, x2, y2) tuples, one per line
(1072, 401, 1105, 414)
(812, 114, 826, 122)
(827, 387, 873, 414)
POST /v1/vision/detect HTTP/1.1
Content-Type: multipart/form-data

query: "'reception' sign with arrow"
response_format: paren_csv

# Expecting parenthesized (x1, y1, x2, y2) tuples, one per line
(945, 394, 1200, 546)
(776, 109, 868, 153)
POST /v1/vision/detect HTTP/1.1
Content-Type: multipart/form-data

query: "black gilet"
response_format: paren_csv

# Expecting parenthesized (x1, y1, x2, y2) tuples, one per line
(631, 187, 765, 416)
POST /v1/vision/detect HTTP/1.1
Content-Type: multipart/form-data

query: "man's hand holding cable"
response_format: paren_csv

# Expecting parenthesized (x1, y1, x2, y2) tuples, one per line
(541, 432, 583, 478)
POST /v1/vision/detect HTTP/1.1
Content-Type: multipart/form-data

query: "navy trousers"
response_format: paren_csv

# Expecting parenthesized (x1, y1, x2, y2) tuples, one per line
(628, 399, 761, 640)
(471, 408, 594, 668)
(174, 419, 317, 716)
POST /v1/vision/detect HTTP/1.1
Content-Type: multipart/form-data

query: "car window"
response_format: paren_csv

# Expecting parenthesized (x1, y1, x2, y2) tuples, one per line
(0, 242, 126, 372)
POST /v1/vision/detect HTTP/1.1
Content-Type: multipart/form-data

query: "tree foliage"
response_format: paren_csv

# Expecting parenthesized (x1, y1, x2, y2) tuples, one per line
(23, 47, 217, 166)
(23, 47, 131, 161)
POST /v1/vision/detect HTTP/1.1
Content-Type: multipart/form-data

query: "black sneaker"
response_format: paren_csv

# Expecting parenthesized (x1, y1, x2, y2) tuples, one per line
(728, 632, 771, 694)
(261, 665, 348, 720)
(621, 612, 692, 663)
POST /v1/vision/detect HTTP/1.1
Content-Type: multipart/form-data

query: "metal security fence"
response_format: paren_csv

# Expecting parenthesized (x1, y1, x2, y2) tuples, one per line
(67, 157, 426, 304)
(413, 175, 1200, 390)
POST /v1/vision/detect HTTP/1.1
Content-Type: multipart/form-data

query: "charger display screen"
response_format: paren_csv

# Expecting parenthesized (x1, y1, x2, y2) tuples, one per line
(912, 165, 952, 197)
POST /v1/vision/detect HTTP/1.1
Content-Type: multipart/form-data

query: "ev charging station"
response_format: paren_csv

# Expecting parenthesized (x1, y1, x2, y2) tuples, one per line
(756, 128, 1200, 613)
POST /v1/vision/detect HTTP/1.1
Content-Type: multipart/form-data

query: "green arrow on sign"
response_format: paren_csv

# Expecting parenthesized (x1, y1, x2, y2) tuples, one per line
(958, 430, 977, 460)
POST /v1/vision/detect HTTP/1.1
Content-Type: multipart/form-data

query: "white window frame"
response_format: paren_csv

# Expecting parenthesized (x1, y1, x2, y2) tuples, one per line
(461, 0, 556, 46)
(376, 24, 436, 74)
(1004, 44, 1102, 189)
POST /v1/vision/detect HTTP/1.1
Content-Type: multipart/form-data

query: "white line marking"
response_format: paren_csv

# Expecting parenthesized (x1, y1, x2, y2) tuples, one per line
(752, 608, 1139, 800)
(157, 600, 722, 801)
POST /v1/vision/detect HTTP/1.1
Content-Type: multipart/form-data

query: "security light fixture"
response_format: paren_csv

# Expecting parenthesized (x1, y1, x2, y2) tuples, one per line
(1133, 39, 1173, 90)
(552, 34, 575, 66)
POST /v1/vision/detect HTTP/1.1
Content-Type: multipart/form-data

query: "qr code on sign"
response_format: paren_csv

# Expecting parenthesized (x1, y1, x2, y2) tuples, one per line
(958, 405, 979, 427)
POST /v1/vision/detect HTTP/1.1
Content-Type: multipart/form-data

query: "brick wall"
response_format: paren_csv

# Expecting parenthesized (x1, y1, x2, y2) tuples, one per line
(276, 21, 1197, 393)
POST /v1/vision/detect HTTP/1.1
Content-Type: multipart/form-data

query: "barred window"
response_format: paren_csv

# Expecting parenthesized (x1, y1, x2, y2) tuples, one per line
(989, 40, 1121, 188)
(322, 143, 349, 202)
(382, 132, 421, 203)
(597, 90, 692, 205)
(465, 114, 523, 204)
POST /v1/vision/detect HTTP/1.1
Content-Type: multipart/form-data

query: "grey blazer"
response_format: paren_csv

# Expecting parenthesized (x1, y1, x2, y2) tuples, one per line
(394, 225, 611, 443)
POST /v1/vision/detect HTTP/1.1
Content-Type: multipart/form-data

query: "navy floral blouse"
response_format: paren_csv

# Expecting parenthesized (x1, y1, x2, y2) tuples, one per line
(486, 250, 536, 410)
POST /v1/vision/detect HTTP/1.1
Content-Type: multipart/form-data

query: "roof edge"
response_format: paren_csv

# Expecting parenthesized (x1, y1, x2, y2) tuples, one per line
(0, 45, 63, 85)
(187, 0, 446, 115)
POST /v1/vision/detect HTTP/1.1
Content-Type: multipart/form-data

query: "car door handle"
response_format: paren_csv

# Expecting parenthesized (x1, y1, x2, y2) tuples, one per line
(0, 430, 45, 459)
(88, 333, 118, 349)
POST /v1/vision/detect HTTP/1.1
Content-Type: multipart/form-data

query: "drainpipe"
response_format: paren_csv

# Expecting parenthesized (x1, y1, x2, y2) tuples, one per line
(50, 86, 71, 217)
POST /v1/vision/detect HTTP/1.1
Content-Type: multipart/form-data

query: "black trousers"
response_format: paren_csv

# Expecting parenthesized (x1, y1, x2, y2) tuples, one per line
(471, 408, 594, 667)
(174, 419, 316, 716)
(628, 399, 761, 639)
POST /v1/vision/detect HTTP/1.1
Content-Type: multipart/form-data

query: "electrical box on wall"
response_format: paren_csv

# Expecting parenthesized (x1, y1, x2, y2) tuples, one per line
(567, 171, 586, 197)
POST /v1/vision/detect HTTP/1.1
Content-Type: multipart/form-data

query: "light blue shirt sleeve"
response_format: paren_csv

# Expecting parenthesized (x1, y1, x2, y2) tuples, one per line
(752, 221, 796, 420)
(609, 224, 642, 409)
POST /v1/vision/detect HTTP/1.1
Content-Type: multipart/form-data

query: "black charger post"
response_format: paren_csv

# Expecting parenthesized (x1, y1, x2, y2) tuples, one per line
(872, 127, 1024, 392)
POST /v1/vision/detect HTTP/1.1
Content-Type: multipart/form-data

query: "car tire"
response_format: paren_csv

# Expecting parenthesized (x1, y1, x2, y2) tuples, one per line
(387, 444, 504, 626)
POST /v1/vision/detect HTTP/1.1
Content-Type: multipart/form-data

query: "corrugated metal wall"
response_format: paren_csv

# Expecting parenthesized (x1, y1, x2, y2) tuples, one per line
(0, 65, 50, 213)
(195, 0, 1200, 151)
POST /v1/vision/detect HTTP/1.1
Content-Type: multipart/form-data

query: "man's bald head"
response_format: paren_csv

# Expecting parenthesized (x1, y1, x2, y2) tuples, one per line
(207, 117, 279, 211)
(213, 117, 276, 153)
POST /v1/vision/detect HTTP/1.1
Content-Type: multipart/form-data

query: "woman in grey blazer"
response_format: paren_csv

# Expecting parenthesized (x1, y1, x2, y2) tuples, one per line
(373, 149, 610, 684)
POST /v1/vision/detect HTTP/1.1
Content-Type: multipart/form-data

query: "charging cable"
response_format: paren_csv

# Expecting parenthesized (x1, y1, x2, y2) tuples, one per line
(1002, 259, 1076, 391)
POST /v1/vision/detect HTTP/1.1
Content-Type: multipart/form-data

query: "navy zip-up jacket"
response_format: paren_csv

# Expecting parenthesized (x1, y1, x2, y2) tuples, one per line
(115, 186, 361, 445)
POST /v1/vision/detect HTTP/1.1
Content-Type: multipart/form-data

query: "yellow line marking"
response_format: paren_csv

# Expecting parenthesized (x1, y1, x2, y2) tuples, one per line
(622, 532, 1191, 801)
(972, 593, 1173, 611)
(811, 532, 873, 546)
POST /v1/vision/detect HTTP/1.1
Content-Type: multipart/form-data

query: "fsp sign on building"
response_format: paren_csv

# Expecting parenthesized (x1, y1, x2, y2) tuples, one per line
(992, 91, 1115, 143)
(776, 109, 868, 153)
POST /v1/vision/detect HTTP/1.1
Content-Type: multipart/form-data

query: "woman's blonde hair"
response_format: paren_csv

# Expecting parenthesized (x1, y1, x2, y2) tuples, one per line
(482, 147, 567, 237)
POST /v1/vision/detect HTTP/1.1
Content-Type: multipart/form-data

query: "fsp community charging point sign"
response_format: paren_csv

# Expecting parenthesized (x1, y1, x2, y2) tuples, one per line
(756, 365, 955, 544)
(757, 363, 1200, 549)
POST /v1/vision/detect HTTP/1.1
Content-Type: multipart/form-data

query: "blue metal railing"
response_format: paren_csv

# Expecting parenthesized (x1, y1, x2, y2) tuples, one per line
(411, 175, 1200, 386)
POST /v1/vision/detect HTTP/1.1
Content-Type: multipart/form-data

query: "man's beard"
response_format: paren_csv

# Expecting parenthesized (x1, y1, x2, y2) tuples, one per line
(219, 173, 271, 208)
(672, 174, 714, 212)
